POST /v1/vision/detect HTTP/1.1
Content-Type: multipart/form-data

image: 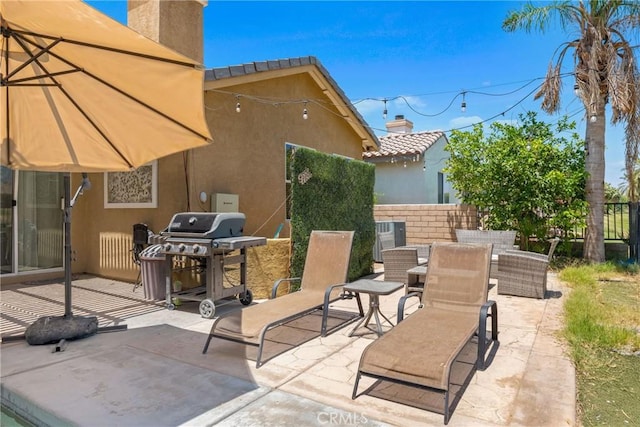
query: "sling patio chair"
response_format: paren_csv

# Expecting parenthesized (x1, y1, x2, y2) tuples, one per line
(353, 242, 499, 425)
(202, 230, 362, 368)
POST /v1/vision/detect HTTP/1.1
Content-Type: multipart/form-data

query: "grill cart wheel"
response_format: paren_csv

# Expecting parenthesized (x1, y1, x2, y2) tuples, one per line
(239, 289, 253, 306)
(199, 299, 216, 318)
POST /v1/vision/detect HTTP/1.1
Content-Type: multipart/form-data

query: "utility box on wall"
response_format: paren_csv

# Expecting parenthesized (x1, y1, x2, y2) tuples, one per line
(211, 193, 239, 212)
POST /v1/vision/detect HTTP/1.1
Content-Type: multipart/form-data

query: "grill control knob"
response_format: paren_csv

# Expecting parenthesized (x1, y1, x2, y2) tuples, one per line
(178, 243, 186, 252)
(192, 244, 201, 254)
(163, 243, 172, 252)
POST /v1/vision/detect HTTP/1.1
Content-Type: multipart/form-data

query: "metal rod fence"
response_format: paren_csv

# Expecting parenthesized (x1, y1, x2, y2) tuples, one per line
(573, 202, 630, 242)
(476, 202, 632, 242)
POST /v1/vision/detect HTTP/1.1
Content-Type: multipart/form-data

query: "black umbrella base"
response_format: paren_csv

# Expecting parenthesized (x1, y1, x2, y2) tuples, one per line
(25, 315, 99, 345)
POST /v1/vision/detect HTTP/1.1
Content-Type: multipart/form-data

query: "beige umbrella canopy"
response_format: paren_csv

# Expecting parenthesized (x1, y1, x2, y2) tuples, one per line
(1, 0, 212, 172)
(0, 0, 213, 339)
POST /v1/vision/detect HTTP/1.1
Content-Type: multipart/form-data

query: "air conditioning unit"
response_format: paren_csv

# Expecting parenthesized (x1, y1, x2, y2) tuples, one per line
(373, 221, 407, 262)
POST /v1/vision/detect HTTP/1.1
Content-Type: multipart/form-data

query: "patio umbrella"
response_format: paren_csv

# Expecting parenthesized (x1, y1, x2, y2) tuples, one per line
(1, 0, 213, 343)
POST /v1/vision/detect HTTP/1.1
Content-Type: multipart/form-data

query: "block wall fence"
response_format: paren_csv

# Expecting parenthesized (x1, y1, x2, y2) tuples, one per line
(373, 204, 478, 245)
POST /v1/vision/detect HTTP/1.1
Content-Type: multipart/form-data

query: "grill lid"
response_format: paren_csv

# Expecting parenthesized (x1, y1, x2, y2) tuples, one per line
(163, 212, 245, 239)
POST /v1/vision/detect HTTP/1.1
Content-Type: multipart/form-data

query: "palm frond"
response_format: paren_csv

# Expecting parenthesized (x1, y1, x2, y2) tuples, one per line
(535, 64, 562, 113)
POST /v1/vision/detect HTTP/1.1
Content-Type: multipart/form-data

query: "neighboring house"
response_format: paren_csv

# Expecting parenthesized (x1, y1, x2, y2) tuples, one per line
(0, 0, 378, 284)
(363, 115, 459, 205)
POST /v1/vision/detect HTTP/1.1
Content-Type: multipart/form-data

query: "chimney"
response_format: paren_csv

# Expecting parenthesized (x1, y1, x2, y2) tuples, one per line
(127, 0, 206, 63)
(385, 114, 414, 135)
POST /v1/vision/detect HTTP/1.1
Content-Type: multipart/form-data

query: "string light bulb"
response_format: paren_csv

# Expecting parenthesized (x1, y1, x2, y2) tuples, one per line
(589, 114, 597, 123)
(461, 92, 467, 113)
(302, 102, 308, 120)
(382, 99, 388, 120)
(235, 95, 241, 113)
(573, 84, 580, 96)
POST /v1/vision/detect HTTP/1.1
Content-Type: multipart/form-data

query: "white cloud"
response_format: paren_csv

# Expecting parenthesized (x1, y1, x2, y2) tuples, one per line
(448, 115, 483, 131)
(493, 118, 519, 127)
(353, 99, 384, 116)
(392, 95, 427, 109)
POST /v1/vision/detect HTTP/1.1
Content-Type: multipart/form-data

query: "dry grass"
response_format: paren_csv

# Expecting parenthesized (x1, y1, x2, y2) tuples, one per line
(560, 262, 640, 426)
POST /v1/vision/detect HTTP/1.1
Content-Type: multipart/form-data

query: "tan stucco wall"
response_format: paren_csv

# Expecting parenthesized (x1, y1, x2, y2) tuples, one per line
(0, 1, 363, 286)
(201, 71, 365, 239)
(127, 0, 204, 62)
(72, 154, 190, 282)
(66, 69, 364, 284)
(68, 0, 206, 281)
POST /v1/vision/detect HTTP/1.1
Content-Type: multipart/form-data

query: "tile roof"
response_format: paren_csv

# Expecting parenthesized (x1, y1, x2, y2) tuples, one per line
(362, 130, 446, 159)
(205, 56, 378, 149)
(205, 57, 314, 81)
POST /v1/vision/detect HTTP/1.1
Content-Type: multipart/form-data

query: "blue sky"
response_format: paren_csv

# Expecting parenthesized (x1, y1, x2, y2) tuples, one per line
(87, 0, 630, 187)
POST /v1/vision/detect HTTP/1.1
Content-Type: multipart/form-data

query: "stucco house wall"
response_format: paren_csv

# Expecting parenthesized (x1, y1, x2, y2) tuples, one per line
(373, 137, 457, 204)
(364, 118, 460, 206)
(1, 1, 375, 286)
(68, 64, 374, 284)
(200, 68, 371, 238)
(425, 137, 457, 203)
(67, 0, 207, 282)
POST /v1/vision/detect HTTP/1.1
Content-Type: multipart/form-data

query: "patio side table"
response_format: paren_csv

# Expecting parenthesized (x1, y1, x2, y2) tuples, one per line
(343, 279, 404, 337)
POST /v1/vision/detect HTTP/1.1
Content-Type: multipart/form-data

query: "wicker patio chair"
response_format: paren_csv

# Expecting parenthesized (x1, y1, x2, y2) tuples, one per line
(455, 229, 517, 278)
(381, 247, 420, 292)
(378, 230, 396, 251)
(353, 242, 498, 425)
(405, 243, 430, 265)
(495, 238, 559, 299)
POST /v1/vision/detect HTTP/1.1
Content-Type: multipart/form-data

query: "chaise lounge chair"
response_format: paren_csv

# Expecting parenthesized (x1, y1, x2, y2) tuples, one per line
(202, 230, 359, 367)
(352, 242, 499, 425)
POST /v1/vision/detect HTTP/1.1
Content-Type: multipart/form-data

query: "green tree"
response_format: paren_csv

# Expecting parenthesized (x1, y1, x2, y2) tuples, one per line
(503, 0, 640, 262)
(444, 112, 587, 250)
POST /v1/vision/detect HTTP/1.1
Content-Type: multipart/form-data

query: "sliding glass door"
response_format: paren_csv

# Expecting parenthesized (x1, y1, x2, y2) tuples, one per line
(1, 167, 14, 273)
(0, 167, 65, 275)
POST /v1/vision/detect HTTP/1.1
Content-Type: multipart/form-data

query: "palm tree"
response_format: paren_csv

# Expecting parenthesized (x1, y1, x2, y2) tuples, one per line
(503, 0, 640, 262)
(618, 159, 640, 202)
(605, 182, 626, 202)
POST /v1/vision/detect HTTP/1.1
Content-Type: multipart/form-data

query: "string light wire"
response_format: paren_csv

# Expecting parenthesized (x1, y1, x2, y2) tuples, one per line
(205, 72, 581, 135)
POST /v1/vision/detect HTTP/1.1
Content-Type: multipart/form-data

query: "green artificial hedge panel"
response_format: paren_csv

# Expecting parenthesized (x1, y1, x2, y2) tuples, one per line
(290, 147, 375, 282)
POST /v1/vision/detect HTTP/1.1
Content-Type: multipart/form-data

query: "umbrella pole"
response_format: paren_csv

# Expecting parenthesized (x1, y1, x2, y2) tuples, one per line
(64, 173, 73, 318)
(23, 174, 128, 345)
(22, 174, 96, 344)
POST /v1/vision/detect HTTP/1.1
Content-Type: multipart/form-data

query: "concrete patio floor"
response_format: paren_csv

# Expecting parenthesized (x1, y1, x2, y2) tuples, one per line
(0, 272, 575, 426)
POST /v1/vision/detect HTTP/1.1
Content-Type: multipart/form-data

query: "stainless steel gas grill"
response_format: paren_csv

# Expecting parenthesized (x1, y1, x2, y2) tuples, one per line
(160, 212, 266, 318)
